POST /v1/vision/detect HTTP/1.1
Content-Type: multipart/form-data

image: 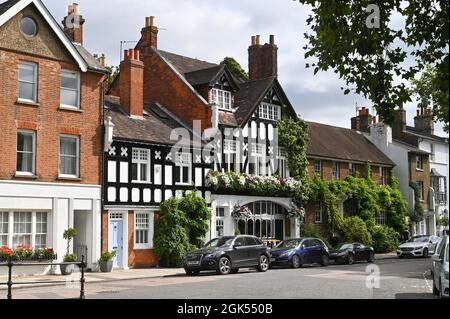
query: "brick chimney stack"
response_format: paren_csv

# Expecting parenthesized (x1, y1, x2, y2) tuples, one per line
(120, 49, 144, 117)
(62, 3, 85, 44)
(392, 104, 407, 138)
(248, 35, 278, 80)
(140, 16, 158, 54)
(351, 107, 373, 133)
(414, 107, 434, 135)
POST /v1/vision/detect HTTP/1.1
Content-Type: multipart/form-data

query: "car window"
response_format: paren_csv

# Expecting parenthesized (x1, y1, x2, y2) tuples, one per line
(313, 239, 323, 247)
(245, 237, 258, 246)
(409, 236, 430, 243)
(439, 241, 446, 259)
(277, 239, 301, 249)
(337, 243, 353, 250)
(301, 240, 311, 248)
(204, 237, 234, 248)
(234, 237, 247, 247)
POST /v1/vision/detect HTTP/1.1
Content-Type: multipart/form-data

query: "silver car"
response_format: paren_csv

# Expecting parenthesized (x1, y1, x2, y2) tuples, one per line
(397, 235, 440, 258)
(432, 236, 449, 299)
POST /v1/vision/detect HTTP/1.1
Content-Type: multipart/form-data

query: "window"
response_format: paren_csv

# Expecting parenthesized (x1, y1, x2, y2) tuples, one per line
(417, 181, 424, 201)
(134, 212, 152, 249)
(416, 155, 423, 170)
(12, 212, 32, 246)
(277, 148, 288, 178)
(0, 212, 8, 246)
(375, 212, 387, 225)
(379, 167, 386, 185)
(249, 143, 265, 176)
(20, 17, 37, 37)
(216, 208, 225, 238)
(332, 162, 340, 180)
(18, 62, 37, 102)
(259, 103, 280, 121)
(349, 163, 356, 177)
(16, 130, 35, 175)
(59, 135, 79, 178)
(35, 212, 47, 249)
(314, 160, 322, 177)
(212, 88, 232, 111)
(223, 140, 238, 172)
(60, 70, 80, 108)
(315, 201, 323, 224)
(174, 153, 191, 184)
(132, 148, 151, 183)
(430, 144, 435, 161)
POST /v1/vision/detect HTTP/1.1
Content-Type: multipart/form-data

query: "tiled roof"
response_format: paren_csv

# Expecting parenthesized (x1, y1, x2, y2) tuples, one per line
(185, 65, 224, 86)
(157, 50, 217, 75)
(406, 126, 449, 143)
(73, 44, 109, 74)
(307, 122, 396, 166)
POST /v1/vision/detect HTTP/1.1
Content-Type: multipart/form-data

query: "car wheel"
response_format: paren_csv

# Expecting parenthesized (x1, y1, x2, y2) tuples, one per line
(292, 255, 301, 269)
(433, 277, 439, 296)
(423, 248, 429, 258)
(257, 255, 269, 272)
(185, 269, 200, 276)
(230, 268, 239, 274)
(217, 257, 232, 275)
(347, 253, 354, 265)
(320, 254, 329, 267)
(367, 252, 375, 263)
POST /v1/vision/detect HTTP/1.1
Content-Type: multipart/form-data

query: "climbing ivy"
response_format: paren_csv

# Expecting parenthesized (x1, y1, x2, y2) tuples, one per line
(409, 181, 425, 223)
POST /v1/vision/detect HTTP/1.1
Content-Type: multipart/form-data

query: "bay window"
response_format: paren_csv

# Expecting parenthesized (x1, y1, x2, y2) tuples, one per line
(0, 211, 49, 248)
(132, 148, 151, 183)
(174, 152, 192, 184)
(60, 69, 80, 108)
(134, 212, 152, 249)
(18, 62, 37, 102)
(16, 130, 35, 175)
(212, 88, 232, 111)
(59, 135, 79, 178)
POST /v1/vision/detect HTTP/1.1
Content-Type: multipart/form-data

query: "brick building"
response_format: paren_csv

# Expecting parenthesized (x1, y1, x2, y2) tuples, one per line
(0, 0, 108, 270)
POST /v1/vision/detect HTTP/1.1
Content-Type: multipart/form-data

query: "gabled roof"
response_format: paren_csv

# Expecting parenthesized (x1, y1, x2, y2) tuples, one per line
(392, 138, 430, 155)
(157, 49, 217, 74)
(406, 126, 449, 144)
(0, 0, 107, 74)
(184, 64, 240, 91)
(308, 121, 396, 166)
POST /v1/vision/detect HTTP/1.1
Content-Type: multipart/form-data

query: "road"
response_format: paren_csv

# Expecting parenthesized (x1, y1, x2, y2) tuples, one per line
(2, 257, 436, 299)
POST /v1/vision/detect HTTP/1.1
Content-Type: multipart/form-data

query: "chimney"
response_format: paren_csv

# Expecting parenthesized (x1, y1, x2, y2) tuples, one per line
(414, 107, 434, 135)
(351, 107, 373, 133)
(120, 49, 144, 117)
(62, 3, 85, 44)
(140, 16, 158, 55)
(248, 35, 278, 80)
(392, 104, 407, 137)
(97, 54, 106, 67)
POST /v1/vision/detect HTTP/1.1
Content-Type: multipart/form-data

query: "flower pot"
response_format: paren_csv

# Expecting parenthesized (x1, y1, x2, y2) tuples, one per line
(99, 260, 113, 273)
(60, 264, 75, 275)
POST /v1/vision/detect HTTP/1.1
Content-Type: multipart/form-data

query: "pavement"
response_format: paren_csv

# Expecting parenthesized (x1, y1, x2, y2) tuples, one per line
(1, 253, 436, 299)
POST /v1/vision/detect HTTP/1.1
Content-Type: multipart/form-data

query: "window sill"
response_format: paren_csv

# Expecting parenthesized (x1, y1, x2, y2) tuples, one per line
(14, 174, 38, 179)
(57, 176, 82, 182)
(16, 99, 40, 107)
(416, 168, 424, 172)
(133, 245, 153, 250)
(58, 106, 83, 113)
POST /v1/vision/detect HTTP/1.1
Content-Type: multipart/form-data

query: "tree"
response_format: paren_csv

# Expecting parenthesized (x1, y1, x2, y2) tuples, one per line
(221, 57, 248, 81)
(296, 0, 449, 129)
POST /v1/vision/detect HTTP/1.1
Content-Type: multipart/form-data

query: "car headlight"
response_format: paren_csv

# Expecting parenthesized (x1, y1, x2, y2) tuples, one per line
(205, 253, 216, 259)
(445, 271, 449, 280)
(414, 246, 423, 250)
(279, 251, 292, 258)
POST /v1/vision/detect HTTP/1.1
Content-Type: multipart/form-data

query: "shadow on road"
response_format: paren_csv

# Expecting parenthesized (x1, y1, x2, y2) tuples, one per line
(395, 293, 436, 299)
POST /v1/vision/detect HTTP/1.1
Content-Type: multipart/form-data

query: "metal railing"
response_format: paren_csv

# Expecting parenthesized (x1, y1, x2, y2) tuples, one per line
(0, 256, 86, 300)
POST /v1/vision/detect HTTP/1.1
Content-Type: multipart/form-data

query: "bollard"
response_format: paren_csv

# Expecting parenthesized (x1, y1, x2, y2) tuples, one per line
(7, 257, 13, 300)
(80, 255, 85, 299)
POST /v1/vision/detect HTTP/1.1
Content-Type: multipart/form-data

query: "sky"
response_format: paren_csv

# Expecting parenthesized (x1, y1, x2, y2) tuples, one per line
(40, 0, 446, 136)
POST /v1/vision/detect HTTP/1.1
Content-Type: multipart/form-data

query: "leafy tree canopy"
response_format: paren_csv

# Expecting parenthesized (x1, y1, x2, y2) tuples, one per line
(221, 57, 249, 81)
(295, 0, 449, 130)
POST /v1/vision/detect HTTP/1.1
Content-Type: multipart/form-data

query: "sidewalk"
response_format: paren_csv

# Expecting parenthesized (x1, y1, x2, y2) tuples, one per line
(0, 267, 185, 290)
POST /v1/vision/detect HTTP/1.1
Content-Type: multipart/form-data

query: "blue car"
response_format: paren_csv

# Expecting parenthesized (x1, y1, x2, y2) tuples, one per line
(270, 237, 329, 268)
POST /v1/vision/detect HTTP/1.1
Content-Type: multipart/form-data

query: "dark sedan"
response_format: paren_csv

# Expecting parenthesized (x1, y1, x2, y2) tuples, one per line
(270, 237, 330, 268)
(184, 235, 271, 276)
(329, 243, 375, 264)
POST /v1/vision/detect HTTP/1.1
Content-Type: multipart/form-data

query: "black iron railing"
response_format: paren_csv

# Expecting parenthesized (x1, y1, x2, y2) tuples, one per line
(0, 255, 86, 299)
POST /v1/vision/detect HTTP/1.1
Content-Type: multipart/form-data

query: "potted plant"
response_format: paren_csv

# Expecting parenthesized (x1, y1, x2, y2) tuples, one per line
(60, 228, 78, 275)
(98, 251, 117, 273)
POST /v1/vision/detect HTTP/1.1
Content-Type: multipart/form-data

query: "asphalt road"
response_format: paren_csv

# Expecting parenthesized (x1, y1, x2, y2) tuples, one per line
(2, 257, 437, 299)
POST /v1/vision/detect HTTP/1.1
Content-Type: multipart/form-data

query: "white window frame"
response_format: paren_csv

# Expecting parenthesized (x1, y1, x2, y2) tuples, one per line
(132, 148, 151, 183)
(34, 212, 48, 249)
(216, 208, 225, 238)
(314, 160, 322, 177)
(0, 212, 8, 247)
(417, 181, 424, 201)
(375, 212, 387, 225)
(223, 140, 239, 173)
(259, 103, 280, 121)
(416, 155, 423, 171)
(212, 88, 232, 111)
(315, 201, 323, 224)
(349, 163, 356, 177)
(59, 135, 80, 178)
(134, 212, 153, 249)
(175, 152, 192, 185)
(249, 143, 266, 176)
(277, 148, 288, 178)
(16, 130, 36, 176)
(332, 161, 340, 180)
(18, 61, 37, 103)
(60, 69, 80, 109)
(379, 167, 386, 185)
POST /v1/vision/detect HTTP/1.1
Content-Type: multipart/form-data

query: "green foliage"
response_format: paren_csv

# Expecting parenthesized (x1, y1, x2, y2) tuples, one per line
(99, 251, 117, 262)
(63, 228, 78, 256)
(371, 226, 400, 253)
(234, 228, 241, 236)
(277, 117, 310, 182)
(437, 215, 449, 227)
(409, 181, 425, 223)
(341, 216, 372, 245)
(300, 223, 331, 247)
(179, 191, 212, 248)
(63, 253, 77, 262)
(221, 57, 249, 81)
(106, 65, 119, 87)
(296, 0, 449, 128)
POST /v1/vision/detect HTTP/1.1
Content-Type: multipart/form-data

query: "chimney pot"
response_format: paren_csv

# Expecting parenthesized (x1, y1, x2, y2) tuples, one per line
(150, 16, 155, 27)
(72, 3, 79, 14)
(269, 35, 275, 45)
(255, 35, 261, 45)
(251, 36, 256, 46)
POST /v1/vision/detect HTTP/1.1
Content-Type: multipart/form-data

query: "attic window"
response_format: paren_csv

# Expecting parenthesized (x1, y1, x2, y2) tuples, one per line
(20, 17, 37, 38)
(212, 88, 232, 111)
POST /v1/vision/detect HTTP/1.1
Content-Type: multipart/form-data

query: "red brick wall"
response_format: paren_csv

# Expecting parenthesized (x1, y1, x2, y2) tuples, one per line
(127, 210, 159, 268)
(0, 50, 104, 185)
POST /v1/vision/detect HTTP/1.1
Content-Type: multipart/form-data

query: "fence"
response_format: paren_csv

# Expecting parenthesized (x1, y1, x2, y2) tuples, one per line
(0, 256, 86, 299)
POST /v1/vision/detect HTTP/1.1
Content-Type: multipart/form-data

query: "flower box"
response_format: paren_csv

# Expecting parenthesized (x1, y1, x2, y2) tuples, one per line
(0, 246, 56, 276)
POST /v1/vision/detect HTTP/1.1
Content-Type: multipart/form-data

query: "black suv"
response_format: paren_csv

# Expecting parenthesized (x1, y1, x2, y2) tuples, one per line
(184, 235, 271, 276)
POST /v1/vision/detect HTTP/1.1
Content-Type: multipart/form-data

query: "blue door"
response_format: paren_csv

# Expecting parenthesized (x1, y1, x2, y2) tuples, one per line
(109, 220, 124, 268)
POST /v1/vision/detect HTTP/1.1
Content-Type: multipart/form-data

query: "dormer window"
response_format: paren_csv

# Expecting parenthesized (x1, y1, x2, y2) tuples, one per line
(258, 103, 280, 121)
(212, 88, 232, 111)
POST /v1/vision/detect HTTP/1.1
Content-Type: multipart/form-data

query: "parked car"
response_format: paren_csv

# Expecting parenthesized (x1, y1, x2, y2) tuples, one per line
(397, 235, 440, 258)
(432, 236, 449, 299)
(329, 243, 375, 264)
(270, 237, 329, 268)
(431, 237, 444, 277)
(183, 235, 271, 276)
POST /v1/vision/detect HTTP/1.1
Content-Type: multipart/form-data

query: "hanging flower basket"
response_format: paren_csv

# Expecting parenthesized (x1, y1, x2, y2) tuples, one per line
(231, 203, 252, 219)
(286, 203, 306, 220)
